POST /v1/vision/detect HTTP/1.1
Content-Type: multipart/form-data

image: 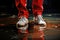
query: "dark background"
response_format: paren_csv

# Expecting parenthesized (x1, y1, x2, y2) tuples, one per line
(0, 0, 60, 17)
(0, 0, 60, 13)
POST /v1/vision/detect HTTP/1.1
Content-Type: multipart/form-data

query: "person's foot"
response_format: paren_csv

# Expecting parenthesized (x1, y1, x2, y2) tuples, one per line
(16, 17, 28, 33)
(33, 15, 46, 30)
(37, 15, 46, 25)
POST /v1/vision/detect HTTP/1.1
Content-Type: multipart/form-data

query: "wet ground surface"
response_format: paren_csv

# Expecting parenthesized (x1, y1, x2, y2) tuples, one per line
(0, 25, 60, 40)
(0, 14, 60, 40)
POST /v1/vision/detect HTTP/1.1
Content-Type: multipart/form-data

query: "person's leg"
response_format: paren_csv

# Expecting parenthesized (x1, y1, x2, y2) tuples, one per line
(32, 0, 43, 16)
(15, 0, 29, 19)
(15, 0, 29, 40)
(32, 0, 46, 40)
(32, 0, 46, 29)
(15, 0, 29, 33)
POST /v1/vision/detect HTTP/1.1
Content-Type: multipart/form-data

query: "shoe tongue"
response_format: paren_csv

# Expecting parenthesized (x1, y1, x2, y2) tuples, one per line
(38, 15, 43, 21)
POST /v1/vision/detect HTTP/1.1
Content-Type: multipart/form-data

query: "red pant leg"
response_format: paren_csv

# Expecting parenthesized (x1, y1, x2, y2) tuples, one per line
(15, 0, 29, 18)
(32, 0, 44, 17)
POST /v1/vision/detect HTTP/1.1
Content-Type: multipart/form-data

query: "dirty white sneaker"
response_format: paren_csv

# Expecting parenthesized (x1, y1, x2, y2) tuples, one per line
(37, 15, 46, 25)
(33, 15, 46, 30)
(37, 15, 46, 30)
(16, 17, 28, 33)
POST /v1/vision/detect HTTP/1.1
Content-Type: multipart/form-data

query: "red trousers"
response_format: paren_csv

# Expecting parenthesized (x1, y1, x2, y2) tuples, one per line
(15, 0, 44, 40)
(15, 0, 44, 18)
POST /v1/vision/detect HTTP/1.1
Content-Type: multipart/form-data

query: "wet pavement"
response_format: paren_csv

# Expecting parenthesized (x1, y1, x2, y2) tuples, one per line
(44, 29, 60, 40)
(0, 25, 60, 40)
(0, 14, 60, 40)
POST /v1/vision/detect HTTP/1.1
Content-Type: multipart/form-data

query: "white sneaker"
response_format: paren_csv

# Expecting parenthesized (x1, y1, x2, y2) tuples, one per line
(37, 15, 46, 25)
(34, 15, 46, 30)
(16, 17, 28, 33)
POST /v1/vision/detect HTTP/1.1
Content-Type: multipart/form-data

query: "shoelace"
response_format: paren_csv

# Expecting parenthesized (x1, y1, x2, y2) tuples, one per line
(38, 16, 44, 21)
